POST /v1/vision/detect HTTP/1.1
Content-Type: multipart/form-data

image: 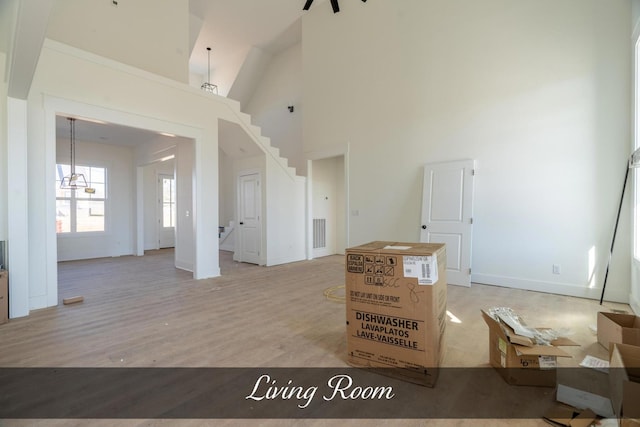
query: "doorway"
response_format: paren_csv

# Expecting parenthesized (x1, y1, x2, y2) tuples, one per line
(310, 154, 348, 258)
(158, 173, 176, 249)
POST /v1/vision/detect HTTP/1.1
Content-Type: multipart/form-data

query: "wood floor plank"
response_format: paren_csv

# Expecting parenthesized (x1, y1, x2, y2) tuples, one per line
(0, 249, 632, 426)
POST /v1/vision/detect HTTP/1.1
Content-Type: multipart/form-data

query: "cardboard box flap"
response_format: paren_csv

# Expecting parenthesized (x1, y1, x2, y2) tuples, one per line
(350, 241, 444, 256)
(543, 404, 598, 427)
(550, 337, 580, 347)
(622, 328, 640, 347)
(481, 310, 508, 341)
(601, 312, 637, 328)
(514, 343, 572, 358)
(482, 310, 577, 348)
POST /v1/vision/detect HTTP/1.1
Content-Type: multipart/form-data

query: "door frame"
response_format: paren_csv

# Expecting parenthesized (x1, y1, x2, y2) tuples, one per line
(157, 172, 176, 249)
(305, 143, 350, 260)
(235, 169, 263, 265)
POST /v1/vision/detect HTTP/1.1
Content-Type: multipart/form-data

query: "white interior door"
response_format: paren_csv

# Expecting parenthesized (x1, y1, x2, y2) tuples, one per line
(238, 172, 261, 264)
(158, 173, 176, 248)
(420, 160, 475, 287)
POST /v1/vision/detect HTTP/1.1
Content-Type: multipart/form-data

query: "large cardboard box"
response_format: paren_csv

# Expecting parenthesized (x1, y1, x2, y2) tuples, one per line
(609, 343, 640, 426)
(597, 312, 640, 349)
(481, 309, 578, 387)
(556, 366, 614, 418)
(345, 241, 446, 387)
(0, 270, 7, 325)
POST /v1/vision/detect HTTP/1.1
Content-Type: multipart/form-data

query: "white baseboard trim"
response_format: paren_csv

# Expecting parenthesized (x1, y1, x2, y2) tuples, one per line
(266, 254, 306, 267)
(471, 273, 628, 304)
(175, 260, 193, 273)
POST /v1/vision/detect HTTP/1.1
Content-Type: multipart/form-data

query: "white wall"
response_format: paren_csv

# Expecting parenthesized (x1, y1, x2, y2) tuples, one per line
(56, 139, 134, 261)
(245, 43, 304, 175)
(46, 0, 189, 83)
(175, 139, 194, 271)
(303, 0, 632, 302)
(265, 156, 306, 266)
(218, 148, 235, 226)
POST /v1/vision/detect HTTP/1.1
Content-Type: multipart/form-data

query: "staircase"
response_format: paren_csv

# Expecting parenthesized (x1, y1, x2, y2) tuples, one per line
(222, 98, 301, 181)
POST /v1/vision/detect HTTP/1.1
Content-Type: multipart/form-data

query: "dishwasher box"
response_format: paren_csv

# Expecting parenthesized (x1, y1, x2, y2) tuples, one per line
(345, 241, 447, 387)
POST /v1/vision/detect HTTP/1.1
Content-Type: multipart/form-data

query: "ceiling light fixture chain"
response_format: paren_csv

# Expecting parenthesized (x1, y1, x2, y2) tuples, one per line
(201, 46, 219, 95)
(60, 117, 88, 190)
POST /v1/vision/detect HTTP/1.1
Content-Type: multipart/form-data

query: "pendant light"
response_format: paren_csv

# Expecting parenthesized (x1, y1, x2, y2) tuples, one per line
(60, 117, 88, 190)
(200, 47, 218, 94)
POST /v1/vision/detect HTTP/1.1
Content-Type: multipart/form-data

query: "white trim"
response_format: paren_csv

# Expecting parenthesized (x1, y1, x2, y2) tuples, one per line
(7, 97, 30, 318)
(43, 95, 210, 282)
(472, 273, 628, 304)
(266, 255, 307, 267)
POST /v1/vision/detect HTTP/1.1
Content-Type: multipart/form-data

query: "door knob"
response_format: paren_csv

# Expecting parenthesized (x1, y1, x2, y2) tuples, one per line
(421, 225, 427, 230)
(239, 222, 244, 225)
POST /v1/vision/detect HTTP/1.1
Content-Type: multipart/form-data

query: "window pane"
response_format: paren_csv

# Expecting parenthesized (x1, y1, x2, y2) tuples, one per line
(76, 200, 105, 232)
(91, 183, 106, 199)
(89, 167, 105, 184)
(163, 204, 173, 228)
(56, 164, 107, 234)
(56, 199, 71, 233)
(56, 187, 72, 199)
(163, 178, 173, 203)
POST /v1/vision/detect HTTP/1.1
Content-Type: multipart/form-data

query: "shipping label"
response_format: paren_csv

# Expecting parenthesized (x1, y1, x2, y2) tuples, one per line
(403, 255, 438, 285)
(538, 356, 557, 370)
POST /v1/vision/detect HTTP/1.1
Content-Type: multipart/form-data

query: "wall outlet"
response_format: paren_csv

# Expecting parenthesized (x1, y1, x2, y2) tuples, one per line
(552, 264, 561, 275)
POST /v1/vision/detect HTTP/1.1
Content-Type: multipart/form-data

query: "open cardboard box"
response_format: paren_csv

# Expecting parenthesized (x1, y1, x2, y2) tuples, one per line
(609, 342, 640, 426)
(598, 312, 640, 349)
(482, 309, 579, 387)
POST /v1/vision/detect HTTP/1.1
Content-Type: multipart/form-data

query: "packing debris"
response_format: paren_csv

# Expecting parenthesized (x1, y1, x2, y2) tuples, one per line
(63, 296, 84, 305)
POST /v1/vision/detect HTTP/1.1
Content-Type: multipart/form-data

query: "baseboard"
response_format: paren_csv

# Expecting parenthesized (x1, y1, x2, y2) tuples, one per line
(266, 254, 306, 267)
(471, 273, 629, 304)
(175, 260, 193, 272)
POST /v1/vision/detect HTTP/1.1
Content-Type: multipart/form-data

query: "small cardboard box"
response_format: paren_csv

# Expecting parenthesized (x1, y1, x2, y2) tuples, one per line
(0, 270, 7, 325)
(481, 309, 578, 387)
(345, 241, 446, 387)
(609, 343, 640, 424)
(597, 312, 640, 349)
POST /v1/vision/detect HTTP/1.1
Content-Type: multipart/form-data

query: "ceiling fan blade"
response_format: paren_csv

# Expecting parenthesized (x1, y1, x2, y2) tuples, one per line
(302, 0, 314, 10)
(330, 0, 340, 13)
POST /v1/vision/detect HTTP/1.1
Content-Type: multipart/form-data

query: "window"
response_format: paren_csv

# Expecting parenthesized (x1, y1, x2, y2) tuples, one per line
(56, 164, 106, 234)
(161, 176, 176, 228)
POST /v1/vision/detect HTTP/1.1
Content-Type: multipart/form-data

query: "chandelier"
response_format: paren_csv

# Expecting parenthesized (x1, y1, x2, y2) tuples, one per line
(60, 117, 88, 190)
(201, 47, 218, 94)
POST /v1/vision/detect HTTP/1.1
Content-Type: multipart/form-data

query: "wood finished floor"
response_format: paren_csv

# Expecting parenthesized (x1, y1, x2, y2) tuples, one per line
(0, 249, 631, 426)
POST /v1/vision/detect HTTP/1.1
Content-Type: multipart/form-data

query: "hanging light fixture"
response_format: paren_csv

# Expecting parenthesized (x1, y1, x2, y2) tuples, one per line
(201, 47, 218, 94)
(60, 117, 88, 190)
